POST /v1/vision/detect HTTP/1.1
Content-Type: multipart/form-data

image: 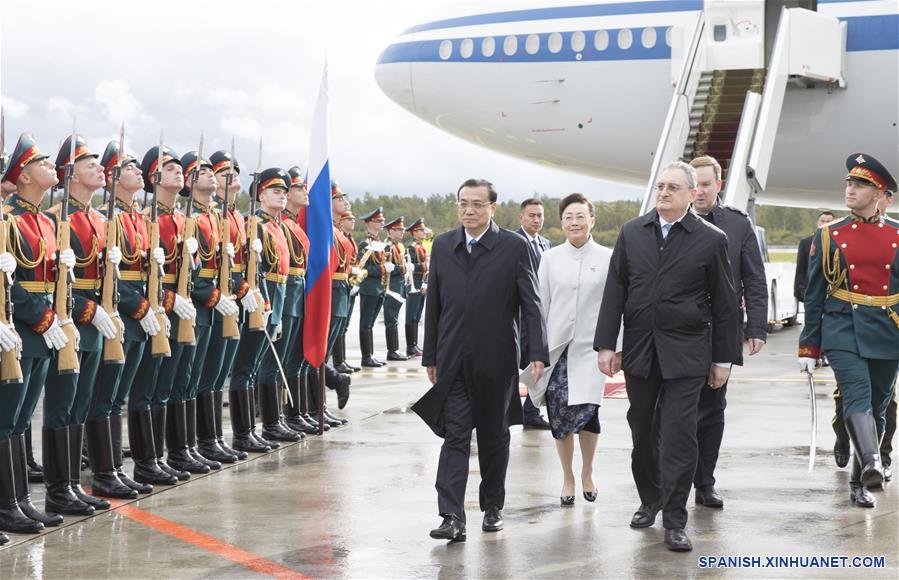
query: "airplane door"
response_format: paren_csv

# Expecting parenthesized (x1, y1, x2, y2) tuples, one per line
(764, 0, 817, 64)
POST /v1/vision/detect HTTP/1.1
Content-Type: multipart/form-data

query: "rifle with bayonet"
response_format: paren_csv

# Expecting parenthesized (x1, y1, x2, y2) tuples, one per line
(175, 133, 202, 345)
(147, 133, 171, 357)
(218, 138, 239, 339)
(0, 106, 23, 383)
(245, 139, 266, 331)
(55, 121, 80, 374)
(101, 123, 126, 364)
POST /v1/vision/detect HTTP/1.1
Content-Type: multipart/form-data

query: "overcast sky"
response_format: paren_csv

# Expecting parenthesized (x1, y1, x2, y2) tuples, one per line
(0, 0, 641, 202)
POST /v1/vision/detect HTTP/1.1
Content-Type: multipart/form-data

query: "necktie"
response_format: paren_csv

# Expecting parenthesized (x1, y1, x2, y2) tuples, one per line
(661, 223, 672, 240)
(531, 239, 540, 255)
(468, 239, 477, 254)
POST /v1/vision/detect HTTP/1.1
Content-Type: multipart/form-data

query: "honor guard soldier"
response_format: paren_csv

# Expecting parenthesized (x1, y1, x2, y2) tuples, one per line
(195, 149, 256, 463)
(799, 153, 899, 509)
(383, 216, 409, 361)
(228, 168, 290, 454)
(43, 136, 121, 513)
(357, 207, 388, 367)
(1, 134, 71, 533)
(333, 209, 361, 374)
(131, 145, 200, 484)
(176, 151, 239, 472)
(88, 140, 166, 497)
(404, 218, 428, 357)
(256, 165, 307, 442)
(330, 183, 358, 374)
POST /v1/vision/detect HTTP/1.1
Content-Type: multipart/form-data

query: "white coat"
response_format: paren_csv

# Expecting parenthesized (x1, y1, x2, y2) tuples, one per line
(522, 237, 620, 408)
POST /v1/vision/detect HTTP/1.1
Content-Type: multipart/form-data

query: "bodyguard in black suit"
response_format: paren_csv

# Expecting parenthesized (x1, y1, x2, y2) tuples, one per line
(794, 211, 835, 302)
(595, 162, 738, 552)
(413, 179, 549, 542)
(689, 156, 768, 508)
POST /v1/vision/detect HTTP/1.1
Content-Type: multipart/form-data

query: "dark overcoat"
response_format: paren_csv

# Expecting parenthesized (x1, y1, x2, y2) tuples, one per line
(412, 221, 549, 437)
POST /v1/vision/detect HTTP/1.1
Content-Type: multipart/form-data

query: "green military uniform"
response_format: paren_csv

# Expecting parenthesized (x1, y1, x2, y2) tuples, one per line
(382, 216, 409, 361)
(332, 209, 359, 374)
(799, 153, 899, 507)
(404, 218, 428, 356)
(357, 207, 387, 367)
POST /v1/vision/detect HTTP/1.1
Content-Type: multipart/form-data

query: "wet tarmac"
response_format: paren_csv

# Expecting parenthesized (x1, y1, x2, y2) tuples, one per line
(0, 322, 896, 579)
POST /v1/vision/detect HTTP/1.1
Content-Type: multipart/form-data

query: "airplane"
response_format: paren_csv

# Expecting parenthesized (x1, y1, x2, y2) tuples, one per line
(375, 0, 899, 328)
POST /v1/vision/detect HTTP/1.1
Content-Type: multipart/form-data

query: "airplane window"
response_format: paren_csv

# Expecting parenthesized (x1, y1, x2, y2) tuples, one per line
(461, 38, 474, 58)
(439, 39, 452, 60)
(504, 35, 518, 56)
(594, 30, 609, 51)
(618, 28, 633, 50)
(549, 32, 563, 53)
(665, 26, 673, 47)
(571, 31, 586, 52)
(482, 36, 496, 57)
(526, 34, 540, 55)
(642, 27, 657, 48)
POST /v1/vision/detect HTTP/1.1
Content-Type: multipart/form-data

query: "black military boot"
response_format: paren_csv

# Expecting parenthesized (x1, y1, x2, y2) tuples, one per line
(24, 427, 43, 483)
(42, 427, 94, 516)
(197, 392, 237, 464)
(333, 336, 356, 374)
(248, 386, 280, 449)
(833, 389, 851, 468)
(128, 409, 177, 486)
(284, 376, 318, 435)
(0, 532, 7, 545)
(111, 414, 151, 494)
(259, 382, 302, 442)
(0, 437, 44, 533)
(850, 453, 876, 507)
(309, 374, 342, 428)
(342, 336, 361, 372)
(151, 406, 189, 481)
(68, 424, 110, 510)
(323, 364, 351, 413)
(845, 413, 884, 488)
(214, 390, 246, 460)
(360, 329, 385, 367)
(299, 373, 327, 431)
(165, 402, 211, 475)
(186, 399, 221, 470)
(11, 434, 62, 526)
(84, 417, 138, 500)
(406, 323, 422, 357)
(386, 327, 409, 361)
(229, 389, 271, 453)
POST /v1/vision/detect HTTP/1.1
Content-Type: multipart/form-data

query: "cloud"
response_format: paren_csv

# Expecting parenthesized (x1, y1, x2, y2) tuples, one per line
(94, 80, 147, 124)
(0, 95, 29, 118)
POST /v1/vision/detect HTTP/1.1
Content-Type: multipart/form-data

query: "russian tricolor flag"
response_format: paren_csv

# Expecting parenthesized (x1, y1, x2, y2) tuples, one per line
(303, 64, 335, 368)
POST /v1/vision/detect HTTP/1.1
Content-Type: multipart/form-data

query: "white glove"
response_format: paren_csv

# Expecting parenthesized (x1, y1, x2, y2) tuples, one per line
(349, 285, 360, 297)
(0, 323, 20, 352)
(185, 237, 198, 255)
(384, 262, 396, 273)
(59, 249, 76, 268)
(153, 247, 165, 266)
(421, 283, 428, 295)
(798, 357, 816, 374)
(162, 310, 172, 336)
(240, 291, 258, 313)
(139, 309, 161, 336)
(225, 243, 235, 258)
(273, 323, 282, 341)
(107, 246, 122, 267)
(0, 252, 16, 275)
(370, 241, 387, 252)
(42, 318, 68, 350)
(173, 294, 197, 320)
(214, 295, 239, 317)
(69, 320, 80, 351)
(251, 238, 263, 255)
(351, 267, 362, 277)
(91, 304, 118, 340)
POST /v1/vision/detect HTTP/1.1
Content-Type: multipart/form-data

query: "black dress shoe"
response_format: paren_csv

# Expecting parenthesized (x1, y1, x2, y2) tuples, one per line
(630, 503, 660, 528)
(482, 505, 504, 532)
(665, 528, 693, 552)
(850, 482, 876, 507)
(387, 351, 409, 361)
(583, 490, 598, 502)
(116, 468, 153, 494)
(523, 416, 552, 430)
(429, 514, 466, 541)
(334, 362, 356, 374)
(834, 442, 851, 468)
(695, 485, 724, 508)
(560, 496, 575, 506)
(361, 356, 384, 368)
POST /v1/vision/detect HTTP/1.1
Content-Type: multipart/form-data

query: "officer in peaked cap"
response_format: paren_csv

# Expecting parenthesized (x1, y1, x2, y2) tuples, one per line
(356, 207, 388, 367)
(404, 218, 428, 357)
(382, 216, 409, 361)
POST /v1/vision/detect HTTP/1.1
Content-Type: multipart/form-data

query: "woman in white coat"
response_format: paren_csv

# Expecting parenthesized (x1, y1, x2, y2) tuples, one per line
(524, 193, 620, 506)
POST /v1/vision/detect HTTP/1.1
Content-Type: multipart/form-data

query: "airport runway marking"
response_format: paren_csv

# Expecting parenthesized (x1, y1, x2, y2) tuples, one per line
(112, 502, 308, 579)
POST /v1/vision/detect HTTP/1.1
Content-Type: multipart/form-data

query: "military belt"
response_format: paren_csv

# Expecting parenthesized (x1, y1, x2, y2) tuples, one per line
(161, 274, 177, 284)
(831, 288, 899, 307)
(19, 281, 54, 293)
(288, 267, 306, 277)
(265, 273, 287, 284)
(119, 271, 147, 282)
(199, 268, 218, 279)
(332, 273, 348, 281)
(233, 264, 246, 273)
(72, 278, 102, 290)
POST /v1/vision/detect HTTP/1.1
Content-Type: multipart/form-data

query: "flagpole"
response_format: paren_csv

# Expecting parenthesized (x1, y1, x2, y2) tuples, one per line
(318, 364, 326, 435)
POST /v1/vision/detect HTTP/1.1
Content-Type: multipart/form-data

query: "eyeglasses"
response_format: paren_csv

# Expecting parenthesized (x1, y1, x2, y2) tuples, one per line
(456, 201, 492, 211)
(655, 182, 685, 193)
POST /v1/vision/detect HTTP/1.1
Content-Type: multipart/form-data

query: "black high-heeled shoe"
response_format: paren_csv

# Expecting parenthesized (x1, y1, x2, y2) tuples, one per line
(560, 495, 575, 506)
(583, 490, 598, 502)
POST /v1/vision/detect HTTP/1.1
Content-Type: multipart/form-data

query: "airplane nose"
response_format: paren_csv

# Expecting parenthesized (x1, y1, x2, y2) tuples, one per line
(374, 43, 416, 115)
